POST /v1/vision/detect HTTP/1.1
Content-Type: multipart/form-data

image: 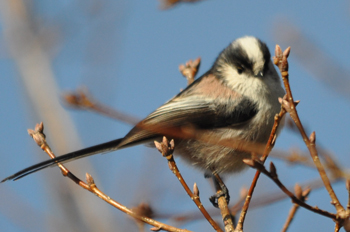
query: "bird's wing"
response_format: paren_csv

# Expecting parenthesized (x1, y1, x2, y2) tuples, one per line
(118, 94, 258, 148)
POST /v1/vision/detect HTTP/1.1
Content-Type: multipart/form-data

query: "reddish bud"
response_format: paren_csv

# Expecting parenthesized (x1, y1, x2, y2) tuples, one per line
(86, 173, 94, 185)
(269, 162, 277, 178)
(193, 183, 200, 197)
(294, 183, 302, 199)
(309, 131, 316, 144)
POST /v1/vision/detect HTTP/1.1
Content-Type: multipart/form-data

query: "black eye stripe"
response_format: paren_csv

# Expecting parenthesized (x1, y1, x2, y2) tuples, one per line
(257, 39, 271, 71)
(237, 66, 243, 74)
(212, 37, 272, 79)
(227, 45, 253, 72)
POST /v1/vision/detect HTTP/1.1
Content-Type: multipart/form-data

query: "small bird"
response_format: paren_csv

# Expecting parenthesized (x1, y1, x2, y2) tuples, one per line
(2, 36, 284, 183)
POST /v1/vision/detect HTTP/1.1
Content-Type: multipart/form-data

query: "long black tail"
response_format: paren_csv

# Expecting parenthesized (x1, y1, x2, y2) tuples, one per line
(1, 138, 123, 182)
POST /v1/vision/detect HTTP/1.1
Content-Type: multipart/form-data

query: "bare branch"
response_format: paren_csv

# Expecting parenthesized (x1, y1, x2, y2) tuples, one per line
(155, 137, 223, 232)
(244, 159, 337, 220)
(28, 123, 191, 232)
(274, 44, 345, 215)
(235, 100, 286, 231)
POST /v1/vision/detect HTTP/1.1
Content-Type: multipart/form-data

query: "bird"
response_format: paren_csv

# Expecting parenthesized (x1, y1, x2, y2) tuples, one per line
(2, 36, 285, 183)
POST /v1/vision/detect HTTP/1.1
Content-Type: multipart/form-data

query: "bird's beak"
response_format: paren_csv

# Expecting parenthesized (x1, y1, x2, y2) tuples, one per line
(255, 71, 264, 78)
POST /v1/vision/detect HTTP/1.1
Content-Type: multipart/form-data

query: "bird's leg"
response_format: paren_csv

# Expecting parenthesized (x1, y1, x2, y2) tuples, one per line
(208, 171, 230, 207)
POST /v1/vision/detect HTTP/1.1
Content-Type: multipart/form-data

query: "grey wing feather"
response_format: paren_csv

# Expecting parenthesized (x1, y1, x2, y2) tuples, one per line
(118, 95, 257, 148)
(118, 97, 216, 147)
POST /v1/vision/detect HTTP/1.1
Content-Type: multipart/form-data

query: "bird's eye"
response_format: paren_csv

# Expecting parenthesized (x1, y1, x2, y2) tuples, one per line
(237, 66, 244, 74)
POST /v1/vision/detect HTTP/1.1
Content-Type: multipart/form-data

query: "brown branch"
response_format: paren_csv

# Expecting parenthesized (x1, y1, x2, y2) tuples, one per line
(217, 195, 234, 232)
(63, 88, 140, 125)
(243, 159, 337, 220)
(274, 44, 345, 215)
(284, 117, 345, 179)
(347, 180, 350, 212)
(159, 0, 205, 10)
(28, 122, 191, 232)
(281, 204, 299, 232)
(170, 176, 343, 225)
(334, 222, 341, 232)
(230, 188, 247, 216)
(269, 149, 315, 169)
(154, 137, 223, 232)
(235, 104, 286, 232)
(281, 185, 311, 232)
(270, 149, 348, 180)
(212, 173, 234, 232)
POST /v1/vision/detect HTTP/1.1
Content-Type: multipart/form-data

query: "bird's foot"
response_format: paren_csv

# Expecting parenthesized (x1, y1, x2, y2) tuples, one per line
(209, 181, 230, 207)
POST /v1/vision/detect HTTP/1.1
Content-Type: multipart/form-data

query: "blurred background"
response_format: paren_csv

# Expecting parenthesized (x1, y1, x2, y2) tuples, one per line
(1, 0, 350, 231)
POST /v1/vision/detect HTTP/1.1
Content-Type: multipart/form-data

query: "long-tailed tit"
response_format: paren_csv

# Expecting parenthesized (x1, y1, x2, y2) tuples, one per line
(2, 36, 285, 182)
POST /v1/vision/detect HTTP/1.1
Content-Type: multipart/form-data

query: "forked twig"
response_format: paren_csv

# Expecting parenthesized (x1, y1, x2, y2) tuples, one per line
(274, 44, 346, 216)
(154, 137, 223, 232)
(28, 122, 191, 232)
(243, 159, 336, 220)
(281, 184, 311, 232)
(235, 103, 286, 231)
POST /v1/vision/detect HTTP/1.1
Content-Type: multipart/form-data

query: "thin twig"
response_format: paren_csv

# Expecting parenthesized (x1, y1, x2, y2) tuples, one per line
(235, 106, 286, 232)
(274, 44, 345, 214)
(212, 173, 234, 232)
(281, 185, 311, 232)
(334, 222, 341, 232)
(269, 149, 315, 168)
(155, 137, 223, 232)
(347, 180, 350, 212)
(28, 122, 191, 232)
(284, 117, 345, 179)
(281, 204, 298, 232)
(63, 88, 140, 125)
(170, 176, 343, 225)
(243, 159, 337, 220)
(160, 0, 204, 10)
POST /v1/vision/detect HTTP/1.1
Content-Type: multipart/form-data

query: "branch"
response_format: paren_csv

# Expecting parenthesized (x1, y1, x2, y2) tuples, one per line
(159, 0, 205, 10)
(63, 88, 140, 125)
(243, 159, 337, 220)
(212, 173, 235, 232)
(28, 122, 191, 232)
(281, 185, 311, 232)
(170, 176, 343, 225)
(155, 137, 223, 232)
(235, 102, 286, 232)
(274, 44, 345, 214)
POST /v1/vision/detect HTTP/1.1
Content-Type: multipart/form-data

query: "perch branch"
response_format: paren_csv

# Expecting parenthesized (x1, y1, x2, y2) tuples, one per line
(281, 185, 311, 232)
(243, 159, 336, 220)
(235, 103, 286, 232)
(155, 137, 223, 232)
(28, 122, 191, 232)
(274, 44, 345, 215)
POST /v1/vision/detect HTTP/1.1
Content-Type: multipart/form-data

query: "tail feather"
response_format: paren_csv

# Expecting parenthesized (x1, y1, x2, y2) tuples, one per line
(1, 138, 123, 182)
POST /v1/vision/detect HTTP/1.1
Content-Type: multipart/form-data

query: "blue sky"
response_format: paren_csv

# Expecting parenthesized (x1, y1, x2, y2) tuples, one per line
(1, 1, 350, 231)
